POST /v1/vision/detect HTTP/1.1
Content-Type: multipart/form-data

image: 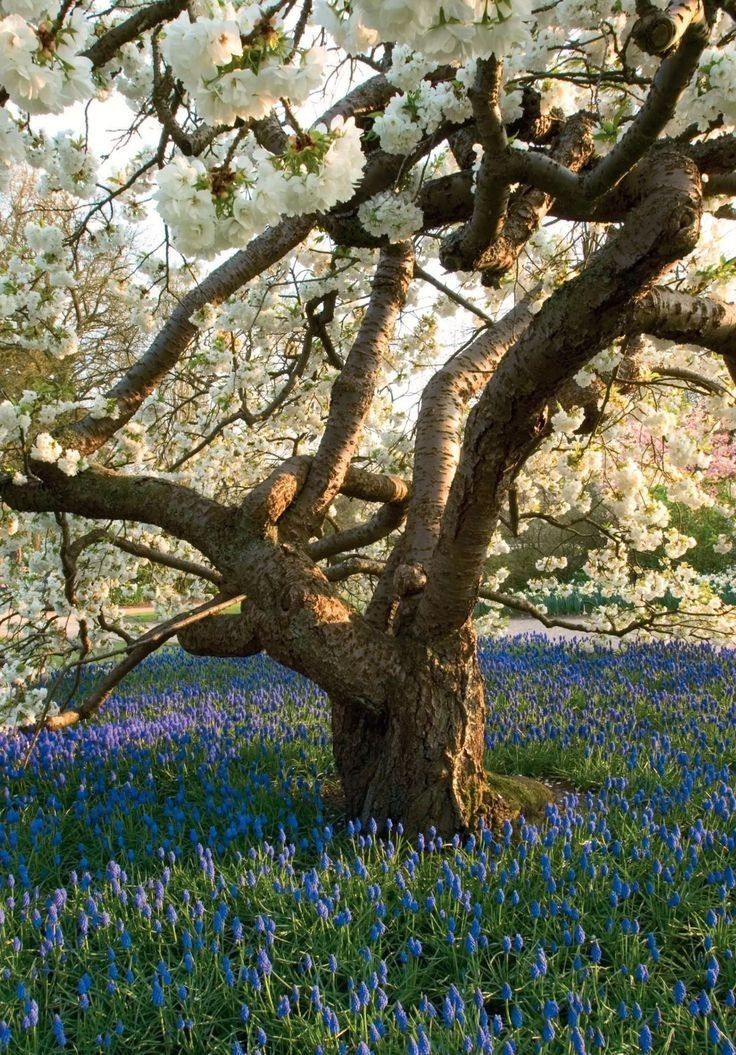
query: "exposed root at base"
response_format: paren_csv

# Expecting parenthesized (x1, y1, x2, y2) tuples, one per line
(478, 772, 552, 827)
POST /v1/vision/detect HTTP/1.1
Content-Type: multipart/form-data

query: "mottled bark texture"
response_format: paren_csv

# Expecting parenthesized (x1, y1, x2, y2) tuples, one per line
(331, 624, 503, 835)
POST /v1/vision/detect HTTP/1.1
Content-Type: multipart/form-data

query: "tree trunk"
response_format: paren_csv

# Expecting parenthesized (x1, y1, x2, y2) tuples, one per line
(331, 624, 510, 837)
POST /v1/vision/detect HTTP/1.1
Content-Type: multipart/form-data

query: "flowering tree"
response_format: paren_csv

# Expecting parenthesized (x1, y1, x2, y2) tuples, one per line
(1, 0, 736, 834)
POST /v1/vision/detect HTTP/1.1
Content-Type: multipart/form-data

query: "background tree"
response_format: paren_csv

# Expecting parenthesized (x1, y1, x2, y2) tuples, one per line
(1, 0, 735, 834)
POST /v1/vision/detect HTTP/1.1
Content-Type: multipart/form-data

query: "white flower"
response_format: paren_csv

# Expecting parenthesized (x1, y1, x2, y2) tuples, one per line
(0, 109, 25, 187)
(30, 432, 62, 463)
(373, 100, 424, 156)
(387, 46, 436, 92)
(535, 554, 568, 572)
(161, 14, 242, 89)
(57, 448, 82, 476)
(358, 190, 424, 241)
(551, 406, 585, 435)
(574, 368, 595, 389)
(714, 534, 733, 555)
(664, 531, 696, 560)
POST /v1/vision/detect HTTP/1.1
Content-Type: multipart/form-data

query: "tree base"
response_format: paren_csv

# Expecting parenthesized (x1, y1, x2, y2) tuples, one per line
(484, 772, 556, 825)
(331, 626, 560, 839)
(322, 770, 555, 836)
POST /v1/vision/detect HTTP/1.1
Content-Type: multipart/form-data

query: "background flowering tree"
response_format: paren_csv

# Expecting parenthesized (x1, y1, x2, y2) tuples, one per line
(1, 0, 735, 834)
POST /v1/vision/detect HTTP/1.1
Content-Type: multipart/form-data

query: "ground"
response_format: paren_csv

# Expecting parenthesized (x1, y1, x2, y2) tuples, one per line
(0, 637, 735, 1054)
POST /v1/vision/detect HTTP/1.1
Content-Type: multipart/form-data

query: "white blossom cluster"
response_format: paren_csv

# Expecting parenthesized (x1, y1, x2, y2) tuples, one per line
(373, 79, 474, 156)
(155, 118, 365, 256)
(32, 133, 100, 199)
(357, 191, 424, 242)
(160, 10, 325, 125)
(315, 0, 532, 62)
(0, 109, 25, 189)
(0, 6, 94, 113)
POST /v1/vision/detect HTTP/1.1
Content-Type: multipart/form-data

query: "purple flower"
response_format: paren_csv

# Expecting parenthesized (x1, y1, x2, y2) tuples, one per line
(152, 978, 165, 1008)
(52, 1015, 66, 1048)
(639, 1025, 653, 1053)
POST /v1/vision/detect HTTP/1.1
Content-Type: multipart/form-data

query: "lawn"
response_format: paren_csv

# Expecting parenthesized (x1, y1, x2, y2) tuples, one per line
(0, 639, 735, 1054)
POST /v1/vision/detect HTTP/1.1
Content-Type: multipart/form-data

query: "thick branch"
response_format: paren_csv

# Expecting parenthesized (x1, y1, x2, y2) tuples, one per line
(632, 0, 703, 55)
(229, 539, 400, 713)
(237, 455, 409, 544)
(580, 24, 707, 198)
(284, 242, 414, 535)
(238, 456, 312, 536)
(477, 112, 596, 285)
(440, 58, 509, 271)
(178, 601, 261, 656)
(340, 465, 410, 505)
(417, 151, 702, 639)
(308, 501, 407, 561)
(403, 299, 536, 575)
(0, 465, 230, 567)
(324, 557, 385, 582)
(82, 0, 189, 69)
(61, 215, 315, 456)
(319, 74, 395, 128)
(633, 286, 736, 382)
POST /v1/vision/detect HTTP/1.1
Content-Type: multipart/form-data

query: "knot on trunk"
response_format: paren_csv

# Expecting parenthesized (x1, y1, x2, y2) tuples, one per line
(393, 562, 427, 597)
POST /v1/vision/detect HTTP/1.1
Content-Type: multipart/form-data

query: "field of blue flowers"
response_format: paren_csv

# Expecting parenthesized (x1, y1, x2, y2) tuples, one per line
(1, 638, 735, 1054)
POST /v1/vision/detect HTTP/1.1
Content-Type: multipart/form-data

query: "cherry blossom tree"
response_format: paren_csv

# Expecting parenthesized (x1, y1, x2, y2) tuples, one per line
(1, 0, 735, 834)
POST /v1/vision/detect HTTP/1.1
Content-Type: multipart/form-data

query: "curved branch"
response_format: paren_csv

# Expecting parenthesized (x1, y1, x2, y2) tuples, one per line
(61, 214, 315, 456)
(580, 23, 707, 198)
(324, 556, 385, 581)
(82, 0, 188, 69)
(440, 57, 509, 271)
(0, 464, 230, 566)
(650, 366, 730, 394)
(284, 242, 414, 536)
(39, 594, 244, 730)
(308, 501, 407, 561)
(402, 298, 536, 575)
(178, 602, 261, 656)
(480, 589, 659, 637)
(632, 286, 736, 383)
(416, 150, 702, 639)
(110, 536, 224, 585)
(477, 112, 596, 285)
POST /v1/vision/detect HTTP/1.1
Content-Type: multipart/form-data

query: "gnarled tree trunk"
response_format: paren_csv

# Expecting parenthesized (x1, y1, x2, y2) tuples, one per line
(331, 625, 506, 837)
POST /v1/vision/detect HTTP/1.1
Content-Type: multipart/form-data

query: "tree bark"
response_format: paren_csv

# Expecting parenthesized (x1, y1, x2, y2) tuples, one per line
(331, 624, 508, 837)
